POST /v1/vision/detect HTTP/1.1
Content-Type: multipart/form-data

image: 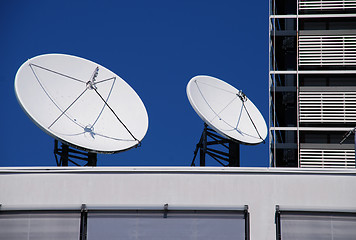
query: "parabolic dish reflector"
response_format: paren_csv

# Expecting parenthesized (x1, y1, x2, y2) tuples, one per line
(187, 75, 267, 145)
(15, 54, 148, 153)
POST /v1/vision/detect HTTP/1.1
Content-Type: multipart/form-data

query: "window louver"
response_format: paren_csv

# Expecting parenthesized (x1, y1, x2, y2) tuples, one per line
(299, 91, 356, 122)
(300, 148, 355, 168)
(299, 35, 356, 66)
(299, 0, 356, 11)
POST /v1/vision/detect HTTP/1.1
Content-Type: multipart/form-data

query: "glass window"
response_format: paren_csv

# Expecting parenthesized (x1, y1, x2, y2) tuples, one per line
(0, 211, 80, 240)
(87, 210, 247, 240)
(276, 210, 356, 240)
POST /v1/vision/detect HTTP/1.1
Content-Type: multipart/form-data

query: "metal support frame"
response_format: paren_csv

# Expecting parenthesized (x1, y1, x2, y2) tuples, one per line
(54, 140, 97, 166)
(191, 123, 240, 167)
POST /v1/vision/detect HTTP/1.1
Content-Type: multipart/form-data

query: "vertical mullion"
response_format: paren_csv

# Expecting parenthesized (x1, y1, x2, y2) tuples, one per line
(297, 0, 300, 168)
(80, 204, 88, 240)
(275, 205, 281, 240)
(244, 205, 250, 240)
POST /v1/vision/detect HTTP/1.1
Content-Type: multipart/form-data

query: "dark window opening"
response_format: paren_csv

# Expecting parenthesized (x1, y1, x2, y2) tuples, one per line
(272, 36, 297, 71)
(300, 131, 354, 144)
(300, 17, 356, 30)
(272, 91, 297, 127)
(272, 0, 297, 15)
(300, 74, 356, 87)
(272, 148, 298, 167)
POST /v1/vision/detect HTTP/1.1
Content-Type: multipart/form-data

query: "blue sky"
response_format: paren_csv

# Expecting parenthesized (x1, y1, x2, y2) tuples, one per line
(0, 0, 269, 167)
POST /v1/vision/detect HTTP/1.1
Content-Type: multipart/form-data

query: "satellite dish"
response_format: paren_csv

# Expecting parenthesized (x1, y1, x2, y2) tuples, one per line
(15, 54, 148, 154)
(187, 75, 267, 145)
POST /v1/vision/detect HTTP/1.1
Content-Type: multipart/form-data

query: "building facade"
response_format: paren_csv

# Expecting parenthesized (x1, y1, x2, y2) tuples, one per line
(270, 0, 356, 168)
(0, 167, 356, 240)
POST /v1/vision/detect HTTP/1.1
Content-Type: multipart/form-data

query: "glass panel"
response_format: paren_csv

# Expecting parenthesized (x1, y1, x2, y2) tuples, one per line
(87, 211, 245, 240)
(281, 212, 356, 240)
(0, 212, 80, 240)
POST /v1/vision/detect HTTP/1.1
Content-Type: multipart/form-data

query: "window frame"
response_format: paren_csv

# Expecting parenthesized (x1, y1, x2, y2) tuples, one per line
(0, 205, 249, 240)
(275, 205, 356, 240)
(83, 205, 250, 240)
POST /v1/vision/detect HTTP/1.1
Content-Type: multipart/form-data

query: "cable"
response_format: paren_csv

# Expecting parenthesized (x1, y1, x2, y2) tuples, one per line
(93, 88, 140, 145)
(242, 101, 265, 143)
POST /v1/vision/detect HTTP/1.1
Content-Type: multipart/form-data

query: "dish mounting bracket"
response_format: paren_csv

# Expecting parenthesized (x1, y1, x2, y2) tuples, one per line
(191, 123, 240, 167)
(54, 140, 97, 166)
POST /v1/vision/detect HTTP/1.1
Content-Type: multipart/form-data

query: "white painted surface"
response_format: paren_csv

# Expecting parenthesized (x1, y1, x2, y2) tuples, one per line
(15, 54, 148, 153)
(0, 167, 355, 240)
(187, 75, 267, 145)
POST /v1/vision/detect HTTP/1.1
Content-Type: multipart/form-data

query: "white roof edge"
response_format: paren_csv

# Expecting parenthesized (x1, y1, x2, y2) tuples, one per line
(0, 166, 355, 175)
(0, 203, 247, 211)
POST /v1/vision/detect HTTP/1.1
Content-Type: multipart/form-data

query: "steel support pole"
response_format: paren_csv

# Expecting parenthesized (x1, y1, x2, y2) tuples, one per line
(229, 141, 240, 167)
(60, 144, 69, 166)
(200, 124, 207, 166)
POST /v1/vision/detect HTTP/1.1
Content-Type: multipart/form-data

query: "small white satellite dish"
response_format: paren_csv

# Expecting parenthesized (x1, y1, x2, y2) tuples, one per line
(187, 75, 267, 145)
(15, 54, 148, 153)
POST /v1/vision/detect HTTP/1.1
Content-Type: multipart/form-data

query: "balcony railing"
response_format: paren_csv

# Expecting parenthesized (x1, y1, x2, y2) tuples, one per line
(299, 0, 356, 11)
(299, 35, 356, 66)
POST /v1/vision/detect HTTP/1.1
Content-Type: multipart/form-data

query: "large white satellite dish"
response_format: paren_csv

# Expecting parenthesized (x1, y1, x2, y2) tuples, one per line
(15, 54, 148, 153)
(187, 75, 267, 145)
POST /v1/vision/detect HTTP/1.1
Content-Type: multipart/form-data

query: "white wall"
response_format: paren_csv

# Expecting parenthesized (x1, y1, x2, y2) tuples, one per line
(1, 167, 356, 240)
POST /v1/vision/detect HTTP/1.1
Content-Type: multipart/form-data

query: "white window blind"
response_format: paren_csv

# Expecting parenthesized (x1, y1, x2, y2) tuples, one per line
(299, 35, 356, 66)
(279, 212, 356, 240)
(300, 148, 355, 168)
(0, 212, 80, 240)
(299, 91, 356, 123)
(87, 211, 246, 240)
